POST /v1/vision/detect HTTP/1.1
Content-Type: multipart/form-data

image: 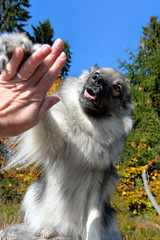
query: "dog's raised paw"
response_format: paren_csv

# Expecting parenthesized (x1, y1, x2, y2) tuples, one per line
(0, 32, 37, 73)
(0, 55, 8, 73)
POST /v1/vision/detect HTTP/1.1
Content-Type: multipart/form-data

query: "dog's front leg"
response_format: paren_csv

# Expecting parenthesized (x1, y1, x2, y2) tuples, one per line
(86, 196, 102, 240)
(86, 206, 101, 240)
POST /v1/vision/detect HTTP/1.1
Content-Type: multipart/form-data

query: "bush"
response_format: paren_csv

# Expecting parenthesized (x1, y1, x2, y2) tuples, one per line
(117, 139, 160, 215)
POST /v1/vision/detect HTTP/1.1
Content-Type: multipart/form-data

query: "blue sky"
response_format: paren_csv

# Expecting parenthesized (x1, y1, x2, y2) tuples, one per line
(26, 0, 160, 76)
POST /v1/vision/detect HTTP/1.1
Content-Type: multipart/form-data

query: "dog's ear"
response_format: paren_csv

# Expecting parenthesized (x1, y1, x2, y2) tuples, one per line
(90, 63, 99, 72)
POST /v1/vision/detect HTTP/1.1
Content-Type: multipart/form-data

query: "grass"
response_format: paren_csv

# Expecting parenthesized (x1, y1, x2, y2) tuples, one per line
(0, 200, 24, 230)
(0, 193, 160, 239)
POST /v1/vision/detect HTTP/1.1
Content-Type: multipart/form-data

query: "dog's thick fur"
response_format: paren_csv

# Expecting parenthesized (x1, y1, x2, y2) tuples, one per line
(0, 33, 132, 240)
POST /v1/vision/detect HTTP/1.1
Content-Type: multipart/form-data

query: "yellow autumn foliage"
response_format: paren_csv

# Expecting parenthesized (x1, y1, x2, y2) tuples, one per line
(48, 77, 62, 95)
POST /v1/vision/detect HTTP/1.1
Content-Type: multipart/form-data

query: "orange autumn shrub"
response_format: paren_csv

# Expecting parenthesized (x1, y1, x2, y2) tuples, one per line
(117, 139, 160, 215)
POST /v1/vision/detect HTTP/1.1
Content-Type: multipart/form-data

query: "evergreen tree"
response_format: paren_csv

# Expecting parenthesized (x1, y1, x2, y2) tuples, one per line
(118, 16, 160, 166)
(0, 0, 31, 33)
(62, 40, 72, 78)
(31, 20, 54, 45)
(31, 20, 72, 77)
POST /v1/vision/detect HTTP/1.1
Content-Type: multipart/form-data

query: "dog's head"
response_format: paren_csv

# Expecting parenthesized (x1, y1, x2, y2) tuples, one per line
(79, 67, 131, 117)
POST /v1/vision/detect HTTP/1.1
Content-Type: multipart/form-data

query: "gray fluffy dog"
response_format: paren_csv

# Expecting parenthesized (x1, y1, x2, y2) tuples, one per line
(0, 33, 132, 240)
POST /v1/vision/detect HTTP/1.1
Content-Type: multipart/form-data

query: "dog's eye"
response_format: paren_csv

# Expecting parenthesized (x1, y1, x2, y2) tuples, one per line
(113, 84, 122, 97)
(113, 84, 121, 92)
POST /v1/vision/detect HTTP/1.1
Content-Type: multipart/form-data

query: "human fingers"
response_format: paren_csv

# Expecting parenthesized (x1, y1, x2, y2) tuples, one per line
(42, 38, 64, 72)
(28, 39, 64, 86)
(17, 44, 52, 81)
(37, 51, 66, 95)
(0, 48, 24, 81)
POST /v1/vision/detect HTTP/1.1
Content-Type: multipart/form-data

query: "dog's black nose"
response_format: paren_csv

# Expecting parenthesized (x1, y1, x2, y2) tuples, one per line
(92, 73, 104, 86)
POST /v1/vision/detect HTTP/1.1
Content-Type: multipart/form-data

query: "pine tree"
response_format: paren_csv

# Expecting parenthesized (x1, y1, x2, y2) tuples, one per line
(141, 16, 160, 53)
(31, 20, 54, 45)
(61, 40, 72, 78)
(31, 20, 72, 77)
(118, 16, 160, 166)
(0, 0, 31, 33)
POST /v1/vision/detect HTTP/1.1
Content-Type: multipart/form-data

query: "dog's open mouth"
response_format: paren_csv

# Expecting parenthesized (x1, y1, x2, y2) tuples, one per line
(84, 89, 96, 100)
(84, 88, 103, 108)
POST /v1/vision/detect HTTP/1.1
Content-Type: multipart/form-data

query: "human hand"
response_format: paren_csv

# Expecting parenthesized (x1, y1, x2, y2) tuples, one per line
(0, 39, 66, 138)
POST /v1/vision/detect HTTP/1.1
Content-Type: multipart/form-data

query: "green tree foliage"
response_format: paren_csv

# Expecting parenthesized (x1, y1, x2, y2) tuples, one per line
(31, 20, 72, 77)
(31, 20, 54, 45)
(62, 40, 72, 78)
(0, 0, 31, 33)
(118, 16, 160, 166)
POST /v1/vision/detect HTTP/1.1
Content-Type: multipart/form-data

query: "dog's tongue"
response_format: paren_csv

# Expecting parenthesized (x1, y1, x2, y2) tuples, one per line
(84, 89, 96, 100)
